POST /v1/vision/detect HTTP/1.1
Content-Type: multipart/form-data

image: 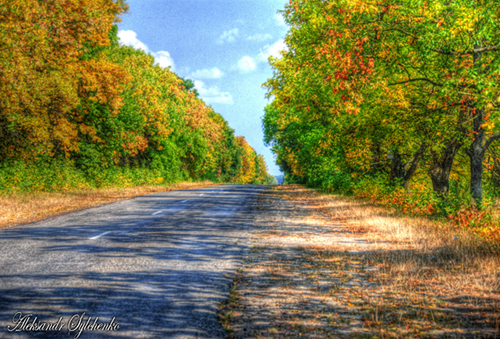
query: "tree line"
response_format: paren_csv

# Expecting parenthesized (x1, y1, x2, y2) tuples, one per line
(263, 0, 500, 215)
(0, 0, 274, 192)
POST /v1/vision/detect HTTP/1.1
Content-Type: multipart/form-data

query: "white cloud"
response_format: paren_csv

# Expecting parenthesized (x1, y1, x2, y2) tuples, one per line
(194, 80, 234, 105)
(152, 51, 175, 70)
(247, 33, 273, 42)
(275, 13, 286, 26)
(190, 67, 224, 79)
(217, 28, 239, 44)
(237, 56, 257, 73)
(118, 29, 175, 70)
(258, 39, 287, 62)
(230, 40, 286, 73)
(117, 30, 148, 51)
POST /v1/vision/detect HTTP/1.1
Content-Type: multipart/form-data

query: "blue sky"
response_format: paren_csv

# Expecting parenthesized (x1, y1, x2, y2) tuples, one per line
(117, 0, 289, 176)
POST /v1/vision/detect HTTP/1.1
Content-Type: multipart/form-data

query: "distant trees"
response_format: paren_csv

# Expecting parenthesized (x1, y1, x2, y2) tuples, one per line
(181, 78, 199, 98)
(0, 0, 271, 192)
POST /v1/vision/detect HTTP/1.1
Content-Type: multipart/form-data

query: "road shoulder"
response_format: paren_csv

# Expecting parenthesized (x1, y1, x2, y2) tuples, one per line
(219, 185, 500, 338)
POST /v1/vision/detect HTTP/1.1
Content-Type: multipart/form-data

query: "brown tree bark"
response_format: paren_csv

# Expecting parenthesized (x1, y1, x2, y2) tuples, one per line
(428, 139, 462, 197)
(389, 144, 427, 193)
(465, 107, 500, 205)
(402, 143, 427, 193)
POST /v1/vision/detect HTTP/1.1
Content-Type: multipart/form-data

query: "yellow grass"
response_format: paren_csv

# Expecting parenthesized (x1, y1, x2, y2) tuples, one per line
(0, 181, 218, 229)
(222, 185, 500, 338)
(302, 187, 500, 296)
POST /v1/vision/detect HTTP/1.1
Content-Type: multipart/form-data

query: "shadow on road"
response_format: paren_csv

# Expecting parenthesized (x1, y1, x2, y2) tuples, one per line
(0, 185, 265, 338)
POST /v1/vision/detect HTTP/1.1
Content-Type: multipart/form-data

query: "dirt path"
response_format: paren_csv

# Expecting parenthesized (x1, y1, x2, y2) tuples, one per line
(219, 185, 500, 338)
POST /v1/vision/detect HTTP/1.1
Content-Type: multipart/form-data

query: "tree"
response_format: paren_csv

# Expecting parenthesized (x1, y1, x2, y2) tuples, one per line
(0, 0, 128, 161)
(181, 78, 199, 97)
(264, 0, 500, 207)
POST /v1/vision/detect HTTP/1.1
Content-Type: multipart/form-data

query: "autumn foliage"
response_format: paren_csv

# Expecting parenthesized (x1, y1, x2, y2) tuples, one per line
(263, 0, 500, 239)
(0, 0, 273, 192)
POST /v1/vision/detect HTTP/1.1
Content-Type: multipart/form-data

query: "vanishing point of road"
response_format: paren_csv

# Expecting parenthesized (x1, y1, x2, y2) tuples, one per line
(0, 185, 266, 338)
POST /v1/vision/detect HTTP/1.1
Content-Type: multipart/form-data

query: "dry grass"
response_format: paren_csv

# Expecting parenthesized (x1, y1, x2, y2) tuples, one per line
(312, 190, 500, 297)
(222, 185, 500, 338)
(0, 181, 218, 229)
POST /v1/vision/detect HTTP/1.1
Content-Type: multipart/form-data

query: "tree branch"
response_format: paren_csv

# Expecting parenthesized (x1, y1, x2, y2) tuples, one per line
(403, 142, 427, 183)
(389, 77, 477, 90)
(431, 45, 499, 56)
(388, 78, 443, 87)
(483, 132, 500, 152)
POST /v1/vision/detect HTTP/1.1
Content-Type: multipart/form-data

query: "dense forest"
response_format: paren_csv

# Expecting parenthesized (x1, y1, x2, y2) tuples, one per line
(263, 0, 500, 239)
(0, 0, 274, 193)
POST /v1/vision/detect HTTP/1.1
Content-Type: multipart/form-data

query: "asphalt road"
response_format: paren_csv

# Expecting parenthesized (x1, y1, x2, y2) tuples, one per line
(0, 185, 266, 339)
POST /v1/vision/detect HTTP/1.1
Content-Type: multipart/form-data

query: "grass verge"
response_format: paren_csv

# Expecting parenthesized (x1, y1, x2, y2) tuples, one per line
(0, 181, 218, 229)
(223, 185, 500, 338)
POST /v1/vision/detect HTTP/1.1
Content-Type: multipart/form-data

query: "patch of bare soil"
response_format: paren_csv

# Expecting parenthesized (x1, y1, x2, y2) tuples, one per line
(219, 185, 500, 338)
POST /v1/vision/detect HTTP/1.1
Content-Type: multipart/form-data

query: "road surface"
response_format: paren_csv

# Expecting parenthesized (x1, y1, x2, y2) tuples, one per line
(0, 185, 265, 338)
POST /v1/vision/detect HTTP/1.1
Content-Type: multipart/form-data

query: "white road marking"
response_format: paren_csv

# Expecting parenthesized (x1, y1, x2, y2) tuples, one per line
(200, 194, 204, 196)
(152, 210, 163, 215)
(181, 200, 188, 203)
(89, 231, 111, 240)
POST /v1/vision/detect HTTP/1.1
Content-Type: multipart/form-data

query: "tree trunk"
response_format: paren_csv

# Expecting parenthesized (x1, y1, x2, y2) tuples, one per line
(469, 149, 484, 203)
(370, 143, 385, 174)
(489, 147, 500, 195)
(465, 46, 488, 206)
(428, 139, 461, 197)
(389, 149, 404, 184)
(402, 143, 427, 193)
(464, 105, 500, 206)
(466, 106, 486, 205)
